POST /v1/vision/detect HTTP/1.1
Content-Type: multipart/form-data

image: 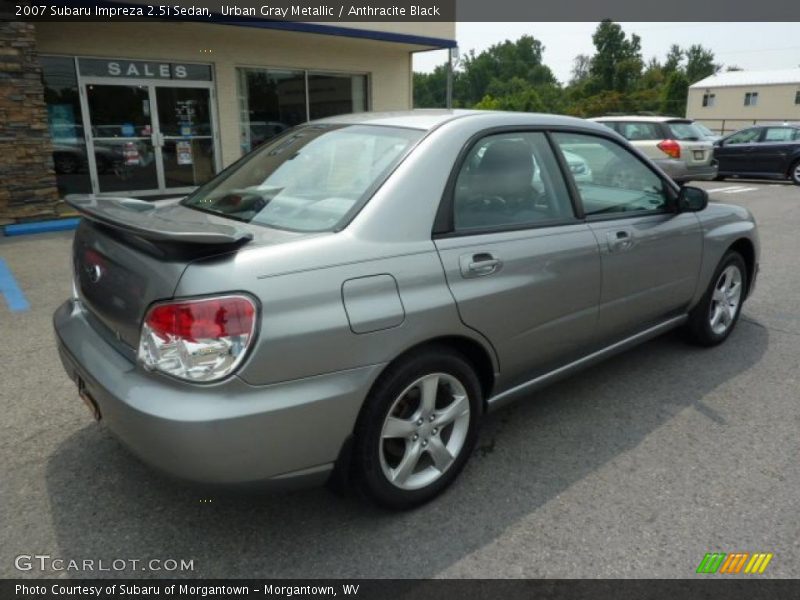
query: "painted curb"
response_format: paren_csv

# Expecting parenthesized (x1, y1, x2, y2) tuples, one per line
(2, 218, 80, 237)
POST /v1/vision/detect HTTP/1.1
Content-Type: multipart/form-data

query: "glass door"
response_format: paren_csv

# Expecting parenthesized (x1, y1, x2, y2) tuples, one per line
(83, 82, 218, 195)
(154, 86, 216, 189)
(85, 83, 160, 193)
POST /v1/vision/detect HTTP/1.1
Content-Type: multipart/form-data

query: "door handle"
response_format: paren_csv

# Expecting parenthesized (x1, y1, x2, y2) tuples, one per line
(459, 252, 502, 278)
(607, 230, 634, 252)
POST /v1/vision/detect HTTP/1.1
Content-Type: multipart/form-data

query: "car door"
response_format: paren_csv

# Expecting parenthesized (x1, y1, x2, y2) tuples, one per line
(715, 127, 763, 174)
(550, 131, 703, 344)
(753, 127, 798, 175)
(433, 130, 602, 386)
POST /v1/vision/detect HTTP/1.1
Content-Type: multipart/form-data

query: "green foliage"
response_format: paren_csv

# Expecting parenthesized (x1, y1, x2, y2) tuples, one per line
(413, 21, 725, 119)
(660, 71, 690, 117)
(685, 44, 720, 83)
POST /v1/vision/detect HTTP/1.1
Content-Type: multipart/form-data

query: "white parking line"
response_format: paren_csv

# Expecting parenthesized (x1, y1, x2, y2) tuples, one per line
(707, 186, 759, 194)
(724, 187, 759, 194)
(706, 186, 742, 193)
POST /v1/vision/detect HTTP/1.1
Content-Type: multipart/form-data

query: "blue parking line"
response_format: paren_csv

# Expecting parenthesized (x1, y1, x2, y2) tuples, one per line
(0, 258, 30, 312)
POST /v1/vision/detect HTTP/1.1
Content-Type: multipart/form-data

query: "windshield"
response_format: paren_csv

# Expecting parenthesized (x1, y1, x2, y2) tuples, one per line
(182, 124, 423, 232)
(666, 121, 705, 141)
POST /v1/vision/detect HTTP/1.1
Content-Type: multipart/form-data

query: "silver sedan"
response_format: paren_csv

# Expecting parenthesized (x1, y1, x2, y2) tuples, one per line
(55, 110, 759, 509)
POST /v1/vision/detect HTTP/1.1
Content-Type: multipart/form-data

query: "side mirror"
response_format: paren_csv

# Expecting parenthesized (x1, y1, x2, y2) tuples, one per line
(677, 185, 708, 212)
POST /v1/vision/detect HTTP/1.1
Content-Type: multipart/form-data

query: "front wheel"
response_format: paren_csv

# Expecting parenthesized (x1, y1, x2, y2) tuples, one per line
(353, 347, 483, 509)
(685, 251, 747, 346)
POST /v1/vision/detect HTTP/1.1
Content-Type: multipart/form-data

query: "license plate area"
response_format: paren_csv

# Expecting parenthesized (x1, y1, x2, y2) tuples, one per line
(78, 377, 102, 421)
(693, 150, 704, 160)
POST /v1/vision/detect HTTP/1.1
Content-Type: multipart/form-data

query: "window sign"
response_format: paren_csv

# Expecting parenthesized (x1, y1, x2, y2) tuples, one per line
(78, 58, 212, 81)
(176, 140, 193, 165)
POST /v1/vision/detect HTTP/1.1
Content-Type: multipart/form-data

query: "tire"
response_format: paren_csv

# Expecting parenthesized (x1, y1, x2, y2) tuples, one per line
(713, 175, 725, 182)
(352, 346, 483, 509)
(684, 251, 748, 346)
(790, 160, 800, 186)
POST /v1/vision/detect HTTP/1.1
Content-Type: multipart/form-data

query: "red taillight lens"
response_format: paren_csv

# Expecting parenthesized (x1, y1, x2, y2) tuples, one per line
(657, 139, 681, 159)
(146, 297, 255, 342)
(138, 295, 257, 382)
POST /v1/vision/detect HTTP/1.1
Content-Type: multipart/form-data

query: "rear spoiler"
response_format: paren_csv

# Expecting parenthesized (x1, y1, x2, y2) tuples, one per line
(65, 195, 253, 245)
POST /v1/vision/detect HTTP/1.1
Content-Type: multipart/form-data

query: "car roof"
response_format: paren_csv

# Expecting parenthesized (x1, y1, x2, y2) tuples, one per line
(591, 116, 691, 123)
(312, 109, 611, 133)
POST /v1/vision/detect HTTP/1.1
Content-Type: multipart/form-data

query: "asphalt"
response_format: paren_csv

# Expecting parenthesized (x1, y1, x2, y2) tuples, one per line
(1, 180, 798, 579)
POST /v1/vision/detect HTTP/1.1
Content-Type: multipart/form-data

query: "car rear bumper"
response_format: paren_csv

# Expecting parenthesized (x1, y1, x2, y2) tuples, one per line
(655, 158, 719, 183)
(53, 299, 382, 488)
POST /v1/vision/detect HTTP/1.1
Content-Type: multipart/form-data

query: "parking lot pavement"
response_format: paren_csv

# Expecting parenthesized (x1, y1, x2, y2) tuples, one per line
(1, 181, 798, 579)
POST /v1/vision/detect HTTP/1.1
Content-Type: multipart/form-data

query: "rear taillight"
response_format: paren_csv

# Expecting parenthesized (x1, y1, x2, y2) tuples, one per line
(138, 295, 257, 382)
(657, 139, 681, 159)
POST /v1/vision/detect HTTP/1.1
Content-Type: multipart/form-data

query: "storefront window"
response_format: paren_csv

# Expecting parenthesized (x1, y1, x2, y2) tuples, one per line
(237, 68, 306, 153)
(41, 56, 92, 196)
(237, 68, 369, 154)
(308, 73, 367, 120)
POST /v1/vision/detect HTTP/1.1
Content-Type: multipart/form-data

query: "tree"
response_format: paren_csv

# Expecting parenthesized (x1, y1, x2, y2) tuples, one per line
(413, 66, 449, 108)
(663, 44, 683, 74)
(458, 35, 557, 106)
(660, 71, 690, 116)
(587, 20, 643, 94)
(685, 44, 720, 83)
(570, 54, 592, 85)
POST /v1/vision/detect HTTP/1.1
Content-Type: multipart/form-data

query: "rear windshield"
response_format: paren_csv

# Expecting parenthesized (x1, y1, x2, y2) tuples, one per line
(182, 124, 423, 232)
(666, 121, 705, 141)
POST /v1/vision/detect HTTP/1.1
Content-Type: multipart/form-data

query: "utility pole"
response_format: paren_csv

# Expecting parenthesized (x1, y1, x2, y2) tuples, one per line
(446, 46, 458, 109)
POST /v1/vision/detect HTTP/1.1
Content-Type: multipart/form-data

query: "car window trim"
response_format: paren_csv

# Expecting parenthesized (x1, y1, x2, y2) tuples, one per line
(433, 125, 584, 239)
(549, 129, 680, 221)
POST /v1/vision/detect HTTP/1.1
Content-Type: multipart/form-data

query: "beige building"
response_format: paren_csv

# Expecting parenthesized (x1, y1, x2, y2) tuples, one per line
(687, 69, 800, 135)
(0, 20, 454, 221)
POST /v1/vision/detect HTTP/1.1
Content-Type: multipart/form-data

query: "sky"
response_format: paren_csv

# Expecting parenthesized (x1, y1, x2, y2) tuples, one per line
(413, 22, 800, 84)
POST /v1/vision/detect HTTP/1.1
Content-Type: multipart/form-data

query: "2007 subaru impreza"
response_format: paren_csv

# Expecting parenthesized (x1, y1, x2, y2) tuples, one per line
(55, 110, 759, 509)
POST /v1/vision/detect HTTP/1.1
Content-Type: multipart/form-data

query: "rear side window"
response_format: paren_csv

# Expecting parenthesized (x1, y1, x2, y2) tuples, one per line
(762, 127, 797, 142)
(617, 122, 662, 141)
(726, 128, 762, 144)
(182, 124, 422, 232)
(552, 132, 669, 217)
(666, 122, 704, 141)
(452, 132, 574, 232)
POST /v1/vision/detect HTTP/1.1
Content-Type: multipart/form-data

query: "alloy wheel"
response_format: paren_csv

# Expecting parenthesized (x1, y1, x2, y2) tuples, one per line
(379, 373, 471, 491)
(708, 264, 743, 335)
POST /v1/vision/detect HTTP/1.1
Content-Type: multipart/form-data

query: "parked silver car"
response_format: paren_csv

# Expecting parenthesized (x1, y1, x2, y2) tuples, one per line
(55, 110, 759, 509)
(591, 116, 718, 183)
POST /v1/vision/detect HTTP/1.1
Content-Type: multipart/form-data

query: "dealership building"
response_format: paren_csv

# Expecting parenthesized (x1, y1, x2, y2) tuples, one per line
(0, 19, 455, 222)
(687, 68, 800, 135)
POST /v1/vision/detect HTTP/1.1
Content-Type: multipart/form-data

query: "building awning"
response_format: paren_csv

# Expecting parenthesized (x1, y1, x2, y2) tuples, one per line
(89, 0, 457, 50)
(225, 20, 457, 50)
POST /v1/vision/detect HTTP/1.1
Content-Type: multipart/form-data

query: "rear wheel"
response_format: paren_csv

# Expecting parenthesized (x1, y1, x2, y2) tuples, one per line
(353, 347, 482, 509)
(790, 160, 800, 186)
(685, 251, 747, 346)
